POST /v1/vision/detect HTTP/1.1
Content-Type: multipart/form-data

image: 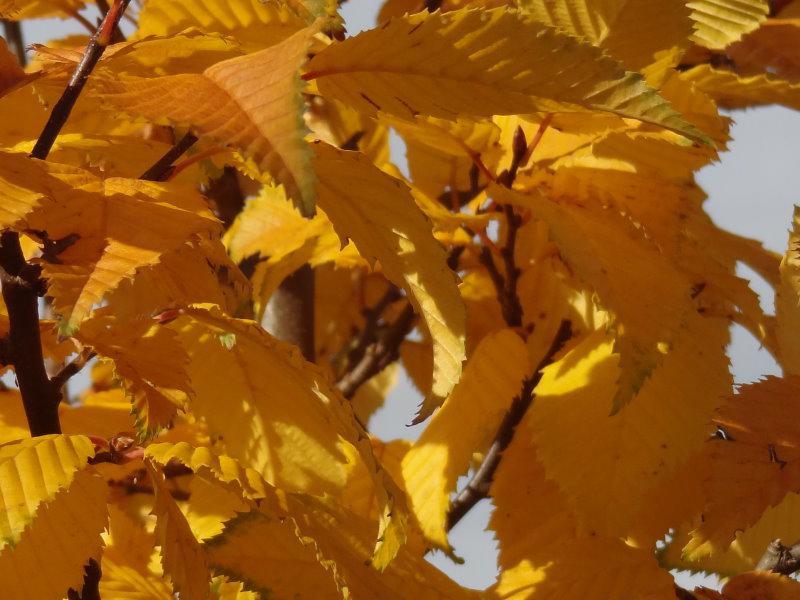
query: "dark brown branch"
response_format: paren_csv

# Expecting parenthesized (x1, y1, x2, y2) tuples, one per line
(336, 302, 416, 399)
(51, 350, 96, 393)
(446, 320, 572, 531)
(2, 20, 26, 66)
(339, 285, 403, 379)
(140, 132, 198, 181)
(756, 538, 800, 575)
(0, 232, 61, 435)
(30, 0, 131, 160)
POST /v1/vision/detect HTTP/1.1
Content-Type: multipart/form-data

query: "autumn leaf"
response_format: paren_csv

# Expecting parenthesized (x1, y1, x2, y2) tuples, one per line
(688, 0, 769, 50)
(305, 7, 707, 142)
(99, 23, 319, 214)
(135, 0, 307, 52)
(0, 469, 108, 600)
(492, 184, 693, 411)
(401, 329, 529, 548)
(314, 143, 466, 418)
(147, 460, 211, 600)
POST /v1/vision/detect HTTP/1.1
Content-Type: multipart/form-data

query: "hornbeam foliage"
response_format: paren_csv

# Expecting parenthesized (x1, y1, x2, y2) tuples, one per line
(0, 0, 800, 599)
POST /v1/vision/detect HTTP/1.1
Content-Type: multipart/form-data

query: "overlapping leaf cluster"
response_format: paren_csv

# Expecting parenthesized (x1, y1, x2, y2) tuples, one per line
(0, 0, 799, 598)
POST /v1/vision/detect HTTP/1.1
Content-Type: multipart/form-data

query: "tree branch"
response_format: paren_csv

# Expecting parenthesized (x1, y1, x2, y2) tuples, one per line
(756, 538, 800, 575)
(51, 350, 96, 394)
(0, 0, 131, 437)
(336, 302, 416, 399)
(334, 247, 464, 400)
(446, 320, 572, 530)
(140, 132, 198, 181)
(265, 264, 316, 362)
(30, 0, 131, 161)
(0, 231, 61, 435)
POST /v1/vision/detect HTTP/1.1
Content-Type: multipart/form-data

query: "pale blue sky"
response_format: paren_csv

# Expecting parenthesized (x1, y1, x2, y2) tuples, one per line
(15, 2, 800, 592)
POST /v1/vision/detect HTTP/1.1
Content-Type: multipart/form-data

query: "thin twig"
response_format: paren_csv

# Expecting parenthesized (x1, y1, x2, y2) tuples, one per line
(51, 350, 96, 392)
(339, 285, 403, 379)
(446, 320, 572, 530)
(521, 113, 553, 167)
(30, 0, 131, 160)
(2, 20, 26, 66)
(334, 248, 463, 400)
(140, 132, 198, 181)
(336, 303, 417, 399)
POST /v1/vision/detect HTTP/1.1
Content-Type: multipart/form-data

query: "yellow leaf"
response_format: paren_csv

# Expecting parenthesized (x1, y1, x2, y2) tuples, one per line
(147, 460, 211, 600)
(99, 24, 319, 214)
(105, 236, 250, 324)
(0, 37, 27, 98)
(100, 505, 173, 600)
(401, 329, 529, 548)
(60, 389, 138, 439)
(146, 442, 270, 502)
(307, 96, 390, 166)
(530, 313, 730, 539)
(661, 492, 800, 576)
(681, 64, 800, 112)
(519, 0, 693, 71)
(351, 363, 399, 427)
(0, 159, 220, 332)
(0, 469, 108, 600)
(776, 207, 800, 375)
(314, 143, 466, 418)
(76, 314, 191, 435)
(489, 412, 677, 600)
(306, 8, 706, 142)
(164, 305, 405, 566)
(492, 184, 693, 411)
(685, 376, 800, 559)
(136, 0, 306, 52)
(205, 510, 343, 598)
(688, 0, 769, 49)
(0, 0, 85, 19)
(0, 434, 95, 547)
